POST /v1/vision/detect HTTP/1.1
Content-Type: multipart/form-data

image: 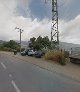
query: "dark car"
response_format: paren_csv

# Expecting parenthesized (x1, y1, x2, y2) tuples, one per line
(34, 51, 43, 58)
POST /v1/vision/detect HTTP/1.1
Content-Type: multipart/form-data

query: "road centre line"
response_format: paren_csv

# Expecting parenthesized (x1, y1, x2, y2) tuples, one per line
(0, 61, 20, 92)
(1, 62, 6, 69)
(11, 80, 21, 92)
(9, 74, 13, 78)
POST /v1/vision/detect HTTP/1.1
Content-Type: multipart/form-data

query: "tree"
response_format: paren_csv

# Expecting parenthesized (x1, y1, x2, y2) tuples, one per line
(29, 36, 51, 50)
(42, 36, 51, 49)
(29, 37, 36, 49)
(2, 40, 20, 49)
(30, 37, 36, 43)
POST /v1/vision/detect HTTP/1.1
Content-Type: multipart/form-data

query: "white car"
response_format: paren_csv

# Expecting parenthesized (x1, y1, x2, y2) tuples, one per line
(27, 50, 35, 56)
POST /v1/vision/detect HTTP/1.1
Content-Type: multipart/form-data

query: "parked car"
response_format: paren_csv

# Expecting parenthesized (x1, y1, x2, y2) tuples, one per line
(34, 51, 43, 58)
(27, 50, 35, 56)
(21, 48, 31, 56)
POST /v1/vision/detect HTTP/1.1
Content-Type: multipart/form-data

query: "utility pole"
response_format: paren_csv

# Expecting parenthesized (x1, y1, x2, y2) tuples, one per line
(45, 0, 59, 49)
(15, 27, 24, 53)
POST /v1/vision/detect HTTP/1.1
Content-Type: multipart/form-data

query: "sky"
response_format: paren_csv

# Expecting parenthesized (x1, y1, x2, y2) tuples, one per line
(0, 0, 80, 44)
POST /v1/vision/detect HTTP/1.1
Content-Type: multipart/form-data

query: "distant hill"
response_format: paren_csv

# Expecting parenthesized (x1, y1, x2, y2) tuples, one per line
(15, 40, 29, 48)
(1, 40, 80, 50)
(59, 42, 80, 51)
(20, 41, 80, 50)
(0, 40, 5, 45)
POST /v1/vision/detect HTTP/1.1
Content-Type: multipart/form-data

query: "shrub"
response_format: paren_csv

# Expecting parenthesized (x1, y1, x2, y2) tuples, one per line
(15, 48, 25, 52)
(16, 47, 20, 52)
(58, 54, 66, 65)
(1, 47, 13, 52)
(45, 50, 55, 60)
(64, 51, 69, 58)
(45, 50, 66, 65)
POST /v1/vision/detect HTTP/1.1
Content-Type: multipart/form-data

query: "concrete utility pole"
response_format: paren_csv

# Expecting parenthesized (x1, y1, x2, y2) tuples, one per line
(45, 0, 59, 49)
(15, 27, 24, 53)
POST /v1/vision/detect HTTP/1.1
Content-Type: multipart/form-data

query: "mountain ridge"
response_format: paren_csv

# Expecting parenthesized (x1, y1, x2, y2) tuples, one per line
(0, 40, 80, 50)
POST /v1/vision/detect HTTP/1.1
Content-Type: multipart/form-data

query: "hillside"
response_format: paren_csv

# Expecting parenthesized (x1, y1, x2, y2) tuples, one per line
(59, 42, 80, 51)
(20, 41, 80, 50)
(0, 40, 5, 45)
(1, 40, 80, 51)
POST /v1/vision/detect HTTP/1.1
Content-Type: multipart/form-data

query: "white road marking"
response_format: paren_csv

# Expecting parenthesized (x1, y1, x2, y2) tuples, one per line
(1, 62, 6, 69)
(11, 80, 21, 92)
(9, 74, 13, 78)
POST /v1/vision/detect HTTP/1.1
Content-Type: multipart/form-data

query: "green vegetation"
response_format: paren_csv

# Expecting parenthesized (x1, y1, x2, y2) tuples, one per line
(0, 36, 69, 66)
(0, 40, 20, 52)
(29, 36, 69, 65)
(29, 36, 51, 50)
(64, 51, 69, 58)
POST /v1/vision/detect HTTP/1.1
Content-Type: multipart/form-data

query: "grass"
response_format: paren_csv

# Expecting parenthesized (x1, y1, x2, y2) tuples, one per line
(45, 50, 66, 65)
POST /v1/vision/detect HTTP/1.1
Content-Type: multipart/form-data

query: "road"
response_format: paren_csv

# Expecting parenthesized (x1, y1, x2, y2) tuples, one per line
(0, 52, 80, 92)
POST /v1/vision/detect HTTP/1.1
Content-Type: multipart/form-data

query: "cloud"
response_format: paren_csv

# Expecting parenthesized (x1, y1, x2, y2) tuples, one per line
(27, 18, 51, 39)
(59, 15, 80, 44)
(58, 0, 73, 6)
(16, 0, 31, 17)
(11, 16, 51, 41)
(0, 0, 30, 41)
(0, 0, 80, 44)
(13, 14, 80, 44)
(0, 0, 17, 40)
(0, 0, 51, 41)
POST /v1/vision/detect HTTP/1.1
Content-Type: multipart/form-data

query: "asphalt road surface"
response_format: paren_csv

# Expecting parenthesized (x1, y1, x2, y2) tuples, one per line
(0, 52, 80, 92)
